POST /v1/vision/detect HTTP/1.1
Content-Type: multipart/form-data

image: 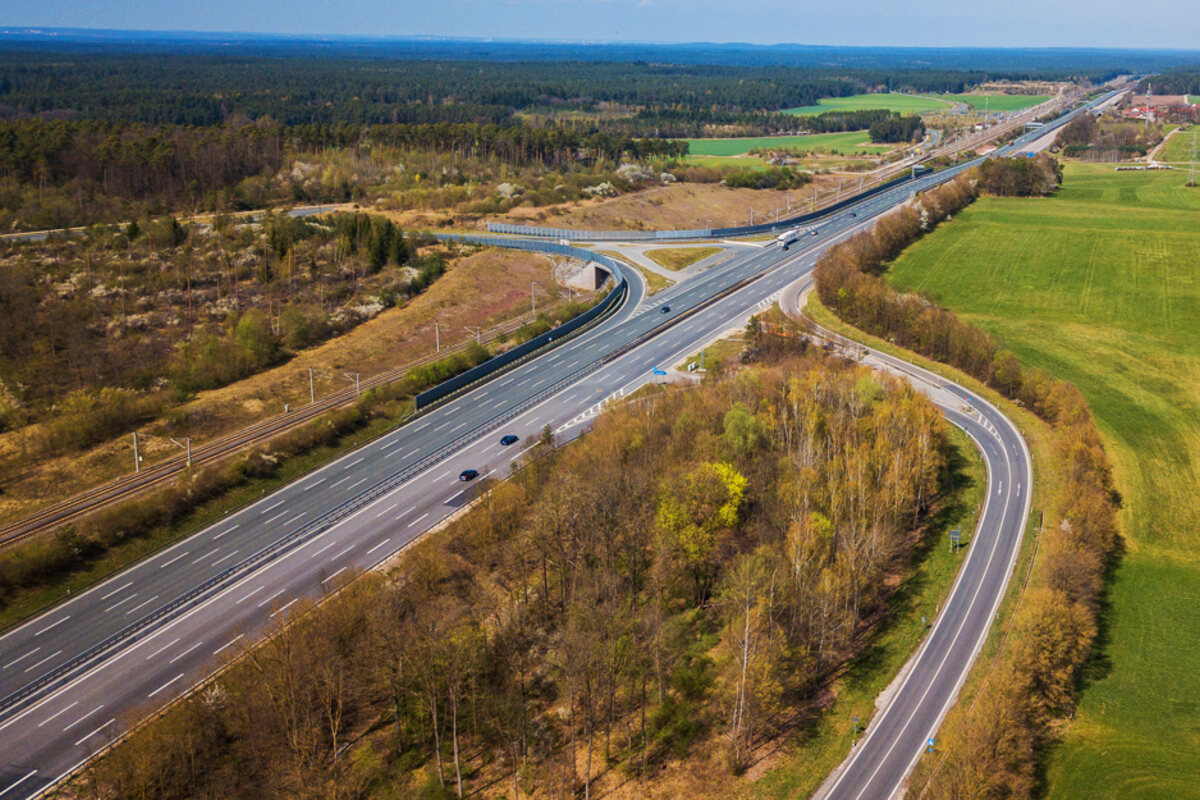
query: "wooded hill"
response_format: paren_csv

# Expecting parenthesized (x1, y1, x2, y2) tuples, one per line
(84, 343, 954, 800)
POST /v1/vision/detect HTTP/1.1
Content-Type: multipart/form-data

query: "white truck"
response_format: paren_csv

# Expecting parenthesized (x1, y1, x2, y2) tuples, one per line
(776, 227, 801, 249)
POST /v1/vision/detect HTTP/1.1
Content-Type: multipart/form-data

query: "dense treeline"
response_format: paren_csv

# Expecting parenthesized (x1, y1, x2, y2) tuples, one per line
(813, 176, 998, 380)
(0, 51, 1039, 127)
(868, 115, 926, 143)
(83, 349, 953, 799)
(807, 108, 899, 133)
(814, 176, 1120, 800)
(0, 117, 688, 229)
(1137, 71, 1200, 96)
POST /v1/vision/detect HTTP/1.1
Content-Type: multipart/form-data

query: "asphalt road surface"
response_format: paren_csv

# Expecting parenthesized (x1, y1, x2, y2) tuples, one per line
(0, 90, 1117, 799)
(778, 280, 1033, 800)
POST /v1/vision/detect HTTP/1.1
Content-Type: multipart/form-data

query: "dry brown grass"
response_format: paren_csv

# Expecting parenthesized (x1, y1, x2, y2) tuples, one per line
(372, 175, 841, 234)
(502, 176, 840, 232)
(0, 247, 569, 523)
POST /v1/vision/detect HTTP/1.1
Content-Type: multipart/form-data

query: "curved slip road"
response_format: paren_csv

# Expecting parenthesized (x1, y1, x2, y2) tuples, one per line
(0, 90, 1117, 799)
(779, 280, 1033, 800)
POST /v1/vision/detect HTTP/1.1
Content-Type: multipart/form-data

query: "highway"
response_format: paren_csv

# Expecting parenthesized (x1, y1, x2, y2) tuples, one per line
(0, 90, 1116, 799)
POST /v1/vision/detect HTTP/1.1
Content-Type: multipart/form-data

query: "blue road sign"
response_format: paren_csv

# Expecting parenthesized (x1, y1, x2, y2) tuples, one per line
(652, 367, 667, 376)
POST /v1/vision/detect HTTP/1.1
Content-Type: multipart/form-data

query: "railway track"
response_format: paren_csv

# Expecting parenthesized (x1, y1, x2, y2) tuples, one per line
(0, 311, 542, 548)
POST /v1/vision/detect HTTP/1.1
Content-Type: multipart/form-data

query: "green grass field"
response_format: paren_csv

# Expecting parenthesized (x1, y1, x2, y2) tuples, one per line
(684, 131, 892, 157)
(936, 93, 1050, 111)
(784, 92, 953, 116)
(644, 246, 724, 271)
(1159, 126, 1199, 162)
(885, 162, 1200, 799)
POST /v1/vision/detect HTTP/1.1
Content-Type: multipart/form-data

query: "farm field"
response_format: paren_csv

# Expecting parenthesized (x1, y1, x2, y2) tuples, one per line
(885, 162, 1200, 799)
(784, 92, 953, 115)
(684, 131, 892, 156)
(937, 92, 1050, 110)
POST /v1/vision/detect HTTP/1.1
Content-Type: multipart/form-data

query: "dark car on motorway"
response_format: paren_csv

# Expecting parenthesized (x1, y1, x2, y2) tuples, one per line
(459, 469, 479, 481)
(660, 305, 670, 313)
(500, 434, 519, 446)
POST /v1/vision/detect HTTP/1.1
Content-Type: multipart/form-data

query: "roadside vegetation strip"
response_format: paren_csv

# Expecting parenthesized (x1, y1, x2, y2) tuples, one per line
(883, 162, 1200, 799)
(810, 165, 1121, 799)
(0, 308, 534, 550)
(78, 338, 959, 800)
(0, 398, 403, 633)
(644, 246, 725, 271)
(800, 292, 1061, 799)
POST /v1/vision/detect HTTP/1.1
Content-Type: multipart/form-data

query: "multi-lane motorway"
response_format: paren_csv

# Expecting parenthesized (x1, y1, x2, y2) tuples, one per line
(0, 90, 1118, 799)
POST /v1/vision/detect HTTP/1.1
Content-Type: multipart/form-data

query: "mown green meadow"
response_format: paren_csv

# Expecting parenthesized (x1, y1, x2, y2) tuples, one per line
(684, 131, 892, 157)
(886, 162, 1200, 799)
(936, 93, 1050, 111)
(783, 92, 953, 115)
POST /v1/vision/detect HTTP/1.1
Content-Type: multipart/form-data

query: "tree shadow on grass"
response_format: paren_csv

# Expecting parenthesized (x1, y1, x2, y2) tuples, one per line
(1033, 531, 1126, 797)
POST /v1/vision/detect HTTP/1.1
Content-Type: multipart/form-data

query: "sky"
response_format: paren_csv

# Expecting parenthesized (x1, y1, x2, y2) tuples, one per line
(2, 0, 1199, 50)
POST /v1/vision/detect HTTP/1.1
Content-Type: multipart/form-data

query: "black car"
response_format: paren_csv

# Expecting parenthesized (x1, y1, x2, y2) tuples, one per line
(459, 469, 479, 481)
(660, 305, 671, 313)
(500, 434, 519, 446)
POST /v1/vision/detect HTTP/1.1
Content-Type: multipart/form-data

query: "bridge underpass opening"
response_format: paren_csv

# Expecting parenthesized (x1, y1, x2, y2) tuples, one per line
(566, 260, 613, 292)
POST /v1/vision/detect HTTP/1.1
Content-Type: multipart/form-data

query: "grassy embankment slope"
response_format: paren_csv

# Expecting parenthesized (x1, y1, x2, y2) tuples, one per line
(885, 162, 1200, 799)
(645, 246, 724, 271)
(1158, 126, 1198, 163)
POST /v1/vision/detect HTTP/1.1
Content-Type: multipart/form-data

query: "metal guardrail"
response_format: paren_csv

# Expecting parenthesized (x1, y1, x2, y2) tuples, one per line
(414, 281, 625, 409)
(484, 88, 1125, 244)
(2, 90, 1125, 717)
(418, 235, 630, 409)
(0, 348, 615, 716)
(486, 170, 921, 241)
(0, 235, 632, 716)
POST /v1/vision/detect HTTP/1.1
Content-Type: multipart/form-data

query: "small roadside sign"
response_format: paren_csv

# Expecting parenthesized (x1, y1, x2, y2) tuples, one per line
(652, 367, 667, 376)
(950, 528, 962, 552)
(927, 737, 936, 753)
